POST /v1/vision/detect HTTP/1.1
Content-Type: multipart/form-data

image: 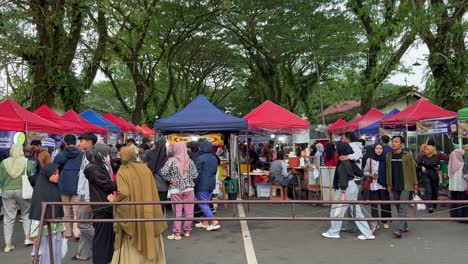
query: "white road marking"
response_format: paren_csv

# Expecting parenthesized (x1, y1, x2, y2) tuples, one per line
(237, 203, 258, 264)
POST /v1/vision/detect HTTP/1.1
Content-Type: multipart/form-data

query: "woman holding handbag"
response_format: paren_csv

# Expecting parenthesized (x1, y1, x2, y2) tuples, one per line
(363, 144, 392, 232)
(0, 144, 34, 253)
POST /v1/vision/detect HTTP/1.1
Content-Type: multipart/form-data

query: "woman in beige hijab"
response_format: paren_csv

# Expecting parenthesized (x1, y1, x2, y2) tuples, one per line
(0, 144, 33, 252)
(108, 147, 167, 264)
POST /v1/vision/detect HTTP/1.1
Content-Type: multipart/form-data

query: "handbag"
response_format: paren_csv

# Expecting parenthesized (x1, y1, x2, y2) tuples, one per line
(362, 159, 373, 192)
(22, 166, 34, 199)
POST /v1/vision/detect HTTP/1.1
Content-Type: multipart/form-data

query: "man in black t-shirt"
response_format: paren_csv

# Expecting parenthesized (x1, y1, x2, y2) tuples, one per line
(386, 136, 418, 238)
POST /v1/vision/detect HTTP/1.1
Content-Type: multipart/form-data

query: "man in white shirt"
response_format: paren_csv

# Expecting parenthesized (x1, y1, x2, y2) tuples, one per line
(73, 133, 97, 261)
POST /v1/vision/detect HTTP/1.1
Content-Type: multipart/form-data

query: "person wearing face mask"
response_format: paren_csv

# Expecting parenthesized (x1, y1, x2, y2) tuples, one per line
(29, 163, 65, 263)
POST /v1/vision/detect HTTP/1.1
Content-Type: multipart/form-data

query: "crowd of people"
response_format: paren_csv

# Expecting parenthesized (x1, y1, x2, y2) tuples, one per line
(238, 132, 468, 241)
(0, 133, 222, 263)
(321, 133, 468, 240)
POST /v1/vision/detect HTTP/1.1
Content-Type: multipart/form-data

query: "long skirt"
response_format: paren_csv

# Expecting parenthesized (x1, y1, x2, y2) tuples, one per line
(112, 233, 165, 264)
(31, 233, 63, 264)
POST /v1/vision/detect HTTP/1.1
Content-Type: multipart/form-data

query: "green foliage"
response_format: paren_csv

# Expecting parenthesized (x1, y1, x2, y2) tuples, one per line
(2, 0, 464, 125)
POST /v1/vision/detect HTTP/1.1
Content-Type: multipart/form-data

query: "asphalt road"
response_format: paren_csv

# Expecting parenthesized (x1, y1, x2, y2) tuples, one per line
(1, 203, 467, 264)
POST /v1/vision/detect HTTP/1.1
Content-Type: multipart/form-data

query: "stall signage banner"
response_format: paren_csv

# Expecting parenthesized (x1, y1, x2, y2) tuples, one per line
(0, 131, 16, 149)
(459, 120, 468, 138)
(379, 127, 406, 136)
(106, 132, 118, 145)
(27, 132, 61, 149)
(168, 133, 224, 146)
(416, 118, 458, 135)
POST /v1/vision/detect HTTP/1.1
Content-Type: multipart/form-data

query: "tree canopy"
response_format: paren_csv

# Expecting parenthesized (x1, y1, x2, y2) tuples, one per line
(1, 0, 465, 124)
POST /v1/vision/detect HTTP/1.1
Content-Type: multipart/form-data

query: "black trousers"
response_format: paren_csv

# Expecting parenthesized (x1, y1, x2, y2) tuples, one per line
(450, 191, 468, 218)
(369, 189, 392, 222)
(422, 171, 439, 209)
(93, 215, 114, 264)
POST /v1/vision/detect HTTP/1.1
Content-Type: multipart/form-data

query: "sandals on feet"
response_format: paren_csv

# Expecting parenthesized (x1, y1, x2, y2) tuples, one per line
(167, 234, 182, 240)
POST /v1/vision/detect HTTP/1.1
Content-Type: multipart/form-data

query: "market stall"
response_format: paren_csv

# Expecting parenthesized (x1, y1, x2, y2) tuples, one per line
(0, 99, 63, 135)
(81, 109, 121, 144)
(243, 100, 314, 199)
(332, 108, 384, 135)
(61, 110, 108, 135)
(34, 105, 88, 134)
(359, 108, 400, 136)
(458, 107, 468, 144)
(380, 98, 457, 152)
(0, 99, 63, 149)
(156, 95, 248, 199)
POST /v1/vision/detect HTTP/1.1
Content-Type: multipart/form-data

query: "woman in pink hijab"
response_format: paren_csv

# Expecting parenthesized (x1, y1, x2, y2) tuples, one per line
(448, 149, 468, 218)
(160, 142, 198, 240)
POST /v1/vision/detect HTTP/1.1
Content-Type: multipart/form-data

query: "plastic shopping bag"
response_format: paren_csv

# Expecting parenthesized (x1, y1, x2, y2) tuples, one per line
(412, 194, 426, 211)
(62, 237, 68, 259)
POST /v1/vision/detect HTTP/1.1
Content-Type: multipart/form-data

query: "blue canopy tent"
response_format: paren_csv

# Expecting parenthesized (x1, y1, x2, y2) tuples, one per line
(155, 95, 247, 133)
(80, 109, 120, 133)
(359, 108, 400, 135)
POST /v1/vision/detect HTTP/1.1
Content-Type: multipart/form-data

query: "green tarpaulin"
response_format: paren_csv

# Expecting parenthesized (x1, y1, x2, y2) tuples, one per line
(458, 107, 468, 121)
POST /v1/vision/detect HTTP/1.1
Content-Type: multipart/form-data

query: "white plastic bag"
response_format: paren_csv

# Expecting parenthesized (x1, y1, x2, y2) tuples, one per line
(62, 237, 68, 258)
(22, 169, 34, 199)
(412, 194, 426, 211)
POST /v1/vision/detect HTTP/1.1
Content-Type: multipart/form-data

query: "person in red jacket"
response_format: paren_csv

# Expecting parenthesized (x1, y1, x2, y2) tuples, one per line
(323, 142, 338, 166)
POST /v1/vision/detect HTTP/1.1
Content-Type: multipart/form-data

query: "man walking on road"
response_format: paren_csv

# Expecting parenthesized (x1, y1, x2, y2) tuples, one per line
(72, 133, 97, 261)
(386, 136, 418, 238)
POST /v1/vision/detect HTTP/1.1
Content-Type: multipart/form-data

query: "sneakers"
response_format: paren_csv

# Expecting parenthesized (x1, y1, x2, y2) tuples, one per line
(321, 232, 340, 239)
(4, 245, 15, 253)
(206, 224, 221, 231)
(24, 239, 34, 246)
(357, 235, 375, 240)
(383, 223, 390, 229)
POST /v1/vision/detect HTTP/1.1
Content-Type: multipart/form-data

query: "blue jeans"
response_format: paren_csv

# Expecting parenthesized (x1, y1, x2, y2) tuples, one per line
(278, 174, 295, 186)
(195, 191, 214, 218)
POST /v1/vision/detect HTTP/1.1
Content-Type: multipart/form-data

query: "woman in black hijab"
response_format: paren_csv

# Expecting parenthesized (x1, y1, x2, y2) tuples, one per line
(30, 163, 65, 263)
(145, 139, 169, 201)
(322, 142, 374, 241)
(84, 148, 116, 264)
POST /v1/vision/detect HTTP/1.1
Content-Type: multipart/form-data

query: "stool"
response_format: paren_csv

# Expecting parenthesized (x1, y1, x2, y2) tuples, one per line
(270, 185, 286, 200)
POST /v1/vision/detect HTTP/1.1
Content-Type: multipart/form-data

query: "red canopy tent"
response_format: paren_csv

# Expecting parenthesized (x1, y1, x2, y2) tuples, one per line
(380, 98, 456, 126)
(103, 113, 133, 132)
(0, 99, 63, 134)
(135, 125, 148, 136)
(0, 116, 32, 131)
(62, 110, 107, 134)
(333, 108, 384, 134)
(327, 119, 346, 132)
(243, 100, 310, 133)
(118, 117, 138, 133)
(34, 105, 88, 134)
(141, 124, 154, 136)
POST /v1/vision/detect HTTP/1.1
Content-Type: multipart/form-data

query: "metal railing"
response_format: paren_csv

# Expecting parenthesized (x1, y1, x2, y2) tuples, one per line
(33, 199, 468, 264)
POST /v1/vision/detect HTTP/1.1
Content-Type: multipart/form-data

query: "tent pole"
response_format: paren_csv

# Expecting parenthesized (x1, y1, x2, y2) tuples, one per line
(236, 135, 242, 200)
(227, 134, 232, 179)
(246, 131, 250, 212)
